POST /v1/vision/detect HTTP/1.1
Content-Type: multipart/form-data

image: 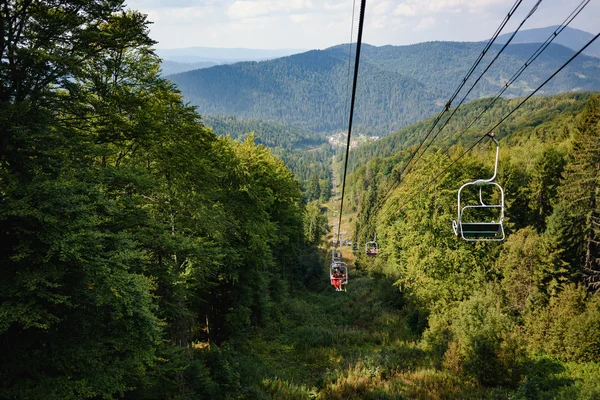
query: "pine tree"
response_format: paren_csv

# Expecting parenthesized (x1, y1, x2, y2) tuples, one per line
(554, 94, 600, 291)
(306, 173, 321, 201)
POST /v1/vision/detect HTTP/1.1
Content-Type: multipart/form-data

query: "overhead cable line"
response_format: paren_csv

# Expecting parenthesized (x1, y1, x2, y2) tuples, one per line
(404, 0, 543, 174)
(343, 0, 358, 128)
(441, 0, 590, 155)
(370, 0, 525, 214)
(393, 0, 526, 182)
(390, 31, 600, 213)
(337, 0, 367, 244)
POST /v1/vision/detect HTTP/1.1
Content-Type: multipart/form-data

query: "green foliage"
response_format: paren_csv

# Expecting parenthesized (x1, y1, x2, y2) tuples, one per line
(304, 202, 329, 245)
(550, 94, 600, 289)
(260, 378, 318, 400)
(2, 1, 600, 397)
(204, 115, 325, 150)
(347, 93, 590, 175)
(525, 286, 600, 363)
(346, 93, 600, 395)
(425, 287, 525, 387)
(496, 227, 565, 311)
(201, 114, 334, 199)
(0, 2, 309, 398)
(513, 357, 574, 400)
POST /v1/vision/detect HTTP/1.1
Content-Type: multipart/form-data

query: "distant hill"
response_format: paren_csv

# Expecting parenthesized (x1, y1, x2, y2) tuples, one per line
(160, 60, 218, 76)
(495, 26, 600, 58)
(345, 92, 593, 175)
(169, 40, 600, 135)
(171, 48, 442, 134)
(156, 47, 306, 64)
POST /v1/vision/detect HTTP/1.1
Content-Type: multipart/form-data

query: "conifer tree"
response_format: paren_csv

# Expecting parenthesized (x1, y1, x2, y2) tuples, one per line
(306, 173, 321, 201)
(553, 95, 600, 290)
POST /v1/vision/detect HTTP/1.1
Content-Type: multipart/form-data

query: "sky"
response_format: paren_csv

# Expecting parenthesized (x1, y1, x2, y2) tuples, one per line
(124, 0, 600, 50)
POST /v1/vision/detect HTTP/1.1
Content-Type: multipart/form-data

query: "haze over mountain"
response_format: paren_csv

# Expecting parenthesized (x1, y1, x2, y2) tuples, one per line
(158, 47, 308, 76)
(156, 46, 306, 64)
(169, 29, 600, 135)
(495, 26, 600, 58)
(160, 60, 218, 76)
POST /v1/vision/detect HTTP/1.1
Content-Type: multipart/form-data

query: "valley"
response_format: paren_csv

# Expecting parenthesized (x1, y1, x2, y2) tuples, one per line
(2, 2, 600, 399)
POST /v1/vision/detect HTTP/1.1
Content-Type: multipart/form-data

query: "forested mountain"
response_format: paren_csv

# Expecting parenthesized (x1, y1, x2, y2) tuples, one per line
(170, 39, 600, 135)
(170, 48, 442, 134)
(495, 25, 600, 58)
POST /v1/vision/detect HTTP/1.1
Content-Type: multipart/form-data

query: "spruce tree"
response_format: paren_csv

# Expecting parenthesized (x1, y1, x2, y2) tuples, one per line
(554, 95, 600, 291)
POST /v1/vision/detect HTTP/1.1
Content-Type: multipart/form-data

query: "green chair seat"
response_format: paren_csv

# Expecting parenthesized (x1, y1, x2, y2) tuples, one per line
(461, 223, 502, 238)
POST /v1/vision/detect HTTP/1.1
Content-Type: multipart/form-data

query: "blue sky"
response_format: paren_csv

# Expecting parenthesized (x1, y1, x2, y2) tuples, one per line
(125, 0, 599, 50)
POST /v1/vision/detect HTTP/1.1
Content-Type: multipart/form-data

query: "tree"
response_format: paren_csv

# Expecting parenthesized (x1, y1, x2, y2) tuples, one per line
(306, 173, 321, 201)
(0, 5, 169, 398)
(528, 148, 567, 231)
(304, 201, 328, 245)
(553, 95, 600, 291)
(320, 177, 332, 202)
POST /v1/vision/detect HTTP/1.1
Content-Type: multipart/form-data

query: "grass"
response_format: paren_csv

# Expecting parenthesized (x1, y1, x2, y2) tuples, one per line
(229, 272, 490, 398)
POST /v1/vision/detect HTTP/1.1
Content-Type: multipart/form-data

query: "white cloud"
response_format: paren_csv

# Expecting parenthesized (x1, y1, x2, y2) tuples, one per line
(324, 1, 346, 11)
(416, 16, 436, 30)
(125, 0, 600, 50)
(371, 0, 395, 16)
(290, 13, 310, 23)
(371, 16, 386, 29)
(227, 1, 272, 19)
(392, 0, 505, 17)
(227, 0, 313, 20)
(393, 3, 416, 17)
(131, 3, 221, 25)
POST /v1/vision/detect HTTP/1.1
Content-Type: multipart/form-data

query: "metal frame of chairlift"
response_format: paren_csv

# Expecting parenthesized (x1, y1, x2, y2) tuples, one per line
(452, 133, 505, 241)
(365, 232, 378, 256)
(330, 260, 348, 290)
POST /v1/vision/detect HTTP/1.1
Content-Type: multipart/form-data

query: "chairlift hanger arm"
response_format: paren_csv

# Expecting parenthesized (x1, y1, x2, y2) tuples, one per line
(473, 133, 500, 184)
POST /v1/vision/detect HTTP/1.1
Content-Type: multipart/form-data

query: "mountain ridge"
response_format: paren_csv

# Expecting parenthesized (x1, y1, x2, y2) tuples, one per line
(494, 25, 600, 58)
(169, 29, 600, 135)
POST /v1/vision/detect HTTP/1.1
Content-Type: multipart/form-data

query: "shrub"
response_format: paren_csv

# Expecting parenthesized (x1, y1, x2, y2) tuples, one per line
(525, 285, 600, 363)
(425, 286, 528, 387)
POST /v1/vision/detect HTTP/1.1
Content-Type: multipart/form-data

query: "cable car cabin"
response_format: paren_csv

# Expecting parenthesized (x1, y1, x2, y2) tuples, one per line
(330, 261, 348, 292)
(452, 133, 505, 242)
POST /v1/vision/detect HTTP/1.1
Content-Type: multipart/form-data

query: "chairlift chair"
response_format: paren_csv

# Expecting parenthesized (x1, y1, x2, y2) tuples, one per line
(330, 260, 348, 292)
(332, 248, 341, 263)
(452, 133, 505, 241)
(365, 232, 378, 256)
